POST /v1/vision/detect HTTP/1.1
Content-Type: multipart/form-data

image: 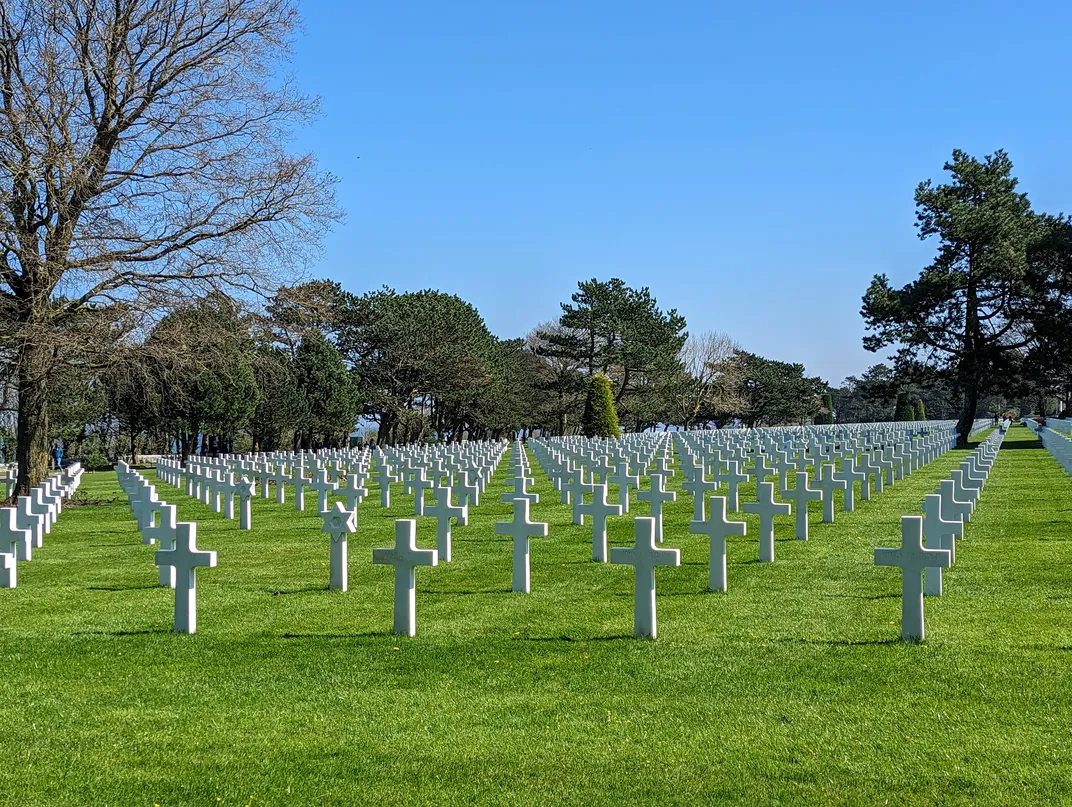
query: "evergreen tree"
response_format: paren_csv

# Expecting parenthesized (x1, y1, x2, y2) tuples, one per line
(582, 374, 621, 438)
(916, 399, 927, 421)
(894, 392, 916, 421)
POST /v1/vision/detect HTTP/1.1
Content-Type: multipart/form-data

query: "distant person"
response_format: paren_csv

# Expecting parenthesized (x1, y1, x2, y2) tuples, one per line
(51, 442, 64, 470)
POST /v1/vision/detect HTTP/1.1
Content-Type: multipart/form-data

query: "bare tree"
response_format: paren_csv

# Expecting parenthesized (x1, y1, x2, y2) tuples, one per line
(0, 0, 337, 494)
(667, 330, 744, 429)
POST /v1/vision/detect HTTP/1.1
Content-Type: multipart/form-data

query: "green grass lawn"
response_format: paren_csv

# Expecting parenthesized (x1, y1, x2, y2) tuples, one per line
(1, 424, 1070, 805)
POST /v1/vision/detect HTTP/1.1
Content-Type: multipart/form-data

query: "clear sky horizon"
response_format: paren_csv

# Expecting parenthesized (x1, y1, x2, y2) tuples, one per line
(287, 1, 1070, 385)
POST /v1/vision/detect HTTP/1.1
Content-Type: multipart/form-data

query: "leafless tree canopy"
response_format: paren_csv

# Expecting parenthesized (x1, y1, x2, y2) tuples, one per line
(0, 0, 338, 492)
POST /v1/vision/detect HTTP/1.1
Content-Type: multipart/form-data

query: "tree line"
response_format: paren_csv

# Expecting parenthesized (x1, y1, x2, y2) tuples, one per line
(10, 276, 840, 467)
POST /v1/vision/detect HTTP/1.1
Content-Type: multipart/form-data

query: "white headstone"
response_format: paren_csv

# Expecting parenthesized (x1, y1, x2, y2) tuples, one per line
(689, 495, 746, 592)
(495, 497, 548, 593)
(372, 520, 438, 636)
(742, 481, 791, 563)
(610, 517, 680, 639)
(154, 522, 217, 634)
(875, 515, 951, 642)
(323, 502, 357, 591)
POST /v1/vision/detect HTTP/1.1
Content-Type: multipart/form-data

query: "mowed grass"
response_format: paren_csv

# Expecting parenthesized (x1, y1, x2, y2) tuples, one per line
(1, 424, 1070, 806)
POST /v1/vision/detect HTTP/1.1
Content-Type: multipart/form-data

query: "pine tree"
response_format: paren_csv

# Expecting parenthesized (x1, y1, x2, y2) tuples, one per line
(916, 399, 927, 421)
(582, 374, 621, 438)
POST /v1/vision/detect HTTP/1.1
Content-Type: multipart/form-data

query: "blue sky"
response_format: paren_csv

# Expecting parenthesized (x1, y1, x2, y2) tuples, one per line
(287, 1, 1070, 384)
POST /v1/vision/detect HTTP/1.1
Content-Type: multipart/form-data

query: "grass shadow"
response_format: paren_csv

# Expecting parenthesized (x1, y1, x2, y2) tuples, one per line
(88, 583, 161, 592)
(822, 592, 900, 601)
(281, 631, 393, 640)
(270, 586, 328, 596)
(777, 636, 905, 647)
(515, 634, 634, 643)
(73, 628, 170, 637)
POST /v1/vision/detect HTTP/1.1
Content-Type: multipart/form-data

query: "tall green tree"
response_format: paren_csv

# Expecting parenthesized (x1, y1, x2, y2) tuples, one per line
(292, 333, 359, 448)
(582, 374, 621, 438)
(862, 150, 1044, 444)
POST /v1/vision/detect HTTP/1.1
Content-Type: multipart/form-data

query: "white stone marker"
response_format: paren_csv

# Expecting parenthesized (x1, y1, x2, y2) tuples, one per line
(309, 469, 337, 514)
(782, 472, 822, 540)
(0, 508, 31, 588)
(833, 458, 867, 512)
(154, 522, 217, 634)
(742, 481, 791, 563)
(424, 486, 467, 563)
(375, 461, 394, 508)
(681, 473, 715, 521)
(578, 483, 622, 562)
(234, 476, 254, 530)
(722, 460, 748, 512)
(922, 493, 962, 597)
(373, 519, 438, 636)
(610, 517, 680, 639)
(0, 550, 13, 589)
(15, 496, 44, 550)
(143, 503, 178, 588)
(689, 495, 746, 592)
(816, 464, 847, 523)
(322, 502, 357, 592)
(495, 497, 548, 593)
(636, 474, 676, 543)
(874, 515, 951, 642)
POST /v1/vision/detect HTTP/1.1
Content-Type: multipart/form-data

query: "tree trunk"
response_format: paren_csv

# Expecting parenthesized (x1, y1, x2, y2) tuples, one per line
(15, 341, 50, 497)
(955, 386, 979, 447)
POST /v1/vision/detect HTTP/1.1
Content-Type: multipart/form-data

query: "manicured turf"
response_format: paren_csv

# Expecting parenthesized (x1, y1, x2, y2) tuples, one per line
(1, 424, 1069, 805)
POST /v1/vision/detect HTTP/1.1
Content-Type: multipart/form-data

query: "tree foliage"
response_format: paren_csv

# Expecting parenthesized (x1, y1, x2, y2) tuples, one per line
(861, 150, 1048, 443)
(582, 374, 621, 438)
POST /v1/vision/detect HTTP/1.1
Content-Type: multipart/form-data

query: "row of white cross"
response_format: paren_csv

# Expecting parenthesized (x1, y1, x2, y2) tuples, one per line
(874, 423, 1007, 641)
(0, 464, 83, 589)
(116, 462, 217, 633)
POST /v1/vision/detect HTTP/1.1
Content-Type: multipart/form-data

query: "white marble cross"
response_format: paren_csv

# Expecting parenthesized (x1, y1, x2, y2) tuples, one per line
(607, 462, 638, 513)
(14, 496, 44, 553)
(424, 486, 467, 563)
(142, 502, 178, 588)
(815, 464, 847, 523)
(0, 550, 13, 589)
(495, 497, 548, 593)
(410, 470, 434, 516)
(578, 483, 622, 562)
(833, 458, 867, 511)
(689, 495, 746, 592)
(742, 481, 791, 563)
(875, 515, 951, 642)
(375, 460, 395, 508)
(610, 517, 680, 639)
(937, 478, 973, 523)
(922, 493, 962, 597)
(308, 468, 338, 514)
(636, 474, 676, 543)
(0, 508, 30, 588)
(322, 502, 357, 591)
(781, 472, 821, 540)
(722, 460, 748, 512)
(373, 519, 438, 636)
(154, 522, 217, 634)
(340, 473, 368, 512)
(681, 473, 715, 521)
